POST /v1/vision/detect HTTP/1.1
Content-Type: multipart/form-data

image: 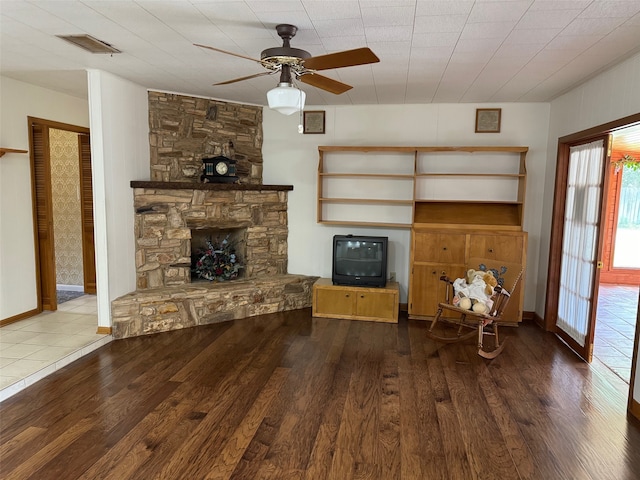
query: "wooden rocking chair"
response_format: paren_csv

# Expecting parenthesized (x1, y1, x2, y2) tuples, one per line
(426, 257, 524, 359)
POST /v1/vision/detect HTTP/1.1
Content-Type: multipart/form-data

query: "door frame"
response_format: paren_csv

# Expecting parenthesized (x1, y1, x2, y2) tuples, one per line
(544, 112, 640, 334)
(28, 117, 93, 311)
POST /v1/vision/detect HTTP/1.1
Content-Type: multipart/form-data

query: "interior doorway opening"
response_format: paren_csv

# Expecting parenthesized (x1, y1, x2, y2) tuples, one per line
(28, 117, 95, 313)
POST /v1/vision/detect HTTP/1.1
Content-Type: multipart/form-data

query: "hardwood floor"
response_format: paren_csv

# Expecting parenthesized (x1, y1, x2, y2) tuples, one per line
(1, 309, 639, 479)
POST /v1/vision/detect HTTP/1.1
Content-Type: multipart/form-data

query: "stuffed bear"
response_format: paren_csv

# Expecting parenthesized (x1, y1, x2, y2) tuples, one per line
(452, 269, 498, 314)
(457, 296, 472, 310)
(466, 269, 497, 296)
(482, 271, 498, 295)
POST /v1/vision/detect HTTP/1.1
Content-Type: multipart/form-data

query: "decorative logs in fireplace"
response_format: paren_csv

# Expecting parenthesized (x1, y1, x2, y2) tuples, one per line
(190, 228, 246, 282)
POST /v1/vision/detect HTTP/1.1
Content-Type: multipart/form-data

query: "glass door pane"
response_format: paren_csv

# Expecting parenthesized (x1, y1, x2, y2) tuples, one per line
(613, 165, 640, 269)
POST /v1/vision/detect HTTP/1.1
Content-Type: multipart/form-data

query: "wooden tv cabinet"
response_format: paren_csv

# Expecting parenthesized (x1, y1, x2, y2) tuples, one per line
(312, 278, 399, 323)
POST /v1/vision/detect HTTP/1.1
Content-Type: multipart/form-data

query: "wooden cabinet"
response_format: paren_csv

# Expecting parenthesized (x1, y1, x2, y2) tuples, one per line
(312, 278, 399, 323)
(408, 229, 527, 323)
(316, 145, 529, 323)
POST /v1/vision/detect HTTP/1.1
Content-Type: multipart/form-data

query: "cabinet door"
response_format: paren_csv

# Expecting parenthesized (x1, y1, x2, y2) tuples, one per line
(413, 232, 466, 263)
(468, 233, 524, 263)
(315, 288, 356, 316)
(468, 233, 525, 323)
(409, 264, 466, 318)
(356, 290, 396, 320)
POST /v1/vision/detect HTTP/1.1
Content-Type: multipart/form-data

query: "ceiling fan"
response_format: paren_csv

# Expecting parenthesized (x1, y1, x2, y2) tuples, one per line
(195, 24, 379, 114)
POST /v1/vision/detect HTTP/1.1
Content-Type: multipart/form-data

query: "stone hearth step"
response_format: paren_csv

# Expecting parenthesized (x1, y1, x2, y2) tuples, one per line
(111, 274, 318, 339)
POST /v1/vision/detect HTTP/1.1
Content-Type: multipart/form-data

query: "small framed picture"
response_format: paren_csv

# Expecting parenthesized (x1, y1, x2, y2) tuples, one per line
(475, 108, 502, 133)
(303, 110, 325, 134)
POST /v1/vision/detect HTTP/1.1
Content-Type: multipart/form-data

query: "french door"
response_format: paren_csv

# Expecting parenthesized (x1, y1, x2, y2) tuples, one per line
(554, 136, 611, 361)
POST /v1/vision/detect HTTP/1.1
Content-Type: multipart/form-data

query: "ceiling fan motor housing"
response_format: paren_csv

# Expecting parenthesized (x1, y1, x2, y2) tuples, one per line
(261, 24, 310, 68)
(260, 47, 311, 65)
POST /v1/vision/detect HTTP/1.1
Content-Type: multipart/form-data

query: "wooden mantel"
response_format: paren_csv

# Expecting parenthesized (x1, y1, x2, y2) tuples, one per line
(0, 148, 28, 158)
(130, 181, 293, 192)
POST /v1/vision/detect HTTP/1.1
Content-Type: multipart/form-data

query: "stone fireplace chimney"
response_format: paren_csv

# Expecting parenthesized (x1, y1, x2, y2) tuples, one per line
(110, 93, 317, 339)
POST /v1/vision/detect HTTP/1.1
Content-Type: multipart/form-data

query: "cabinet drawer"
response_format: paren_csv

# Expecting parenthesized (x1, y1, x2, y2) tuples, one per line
(413, 232, 466, 263)
(468, 234, 524, 263)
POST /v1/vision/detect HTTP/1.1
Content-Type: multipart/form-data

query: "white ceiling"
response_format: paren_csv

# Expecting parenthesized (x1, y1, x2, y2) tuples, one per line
(2, 0, 640, 107)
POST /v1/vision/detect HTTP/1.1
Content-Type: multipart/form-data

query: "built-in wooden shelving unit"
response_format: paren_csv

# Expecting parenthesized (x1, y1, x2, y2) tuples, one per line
(317, 145, 528, 229)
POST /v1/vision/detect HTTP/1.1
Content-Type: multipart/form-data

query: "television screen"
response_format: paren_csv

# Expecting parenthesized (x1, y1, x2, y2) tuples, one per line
(332, 235, 388, 287)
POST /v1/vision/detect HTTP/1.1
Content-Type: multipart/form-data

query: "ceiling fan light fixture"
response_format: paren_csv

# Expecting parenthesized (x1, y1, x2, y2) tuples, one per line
(267, 82, 305, 115)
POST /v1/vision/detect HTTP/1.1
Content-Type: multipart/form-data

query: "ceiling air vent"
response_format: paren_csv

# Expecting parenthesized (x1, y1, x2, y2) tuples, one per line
(57, 34, 121, 54)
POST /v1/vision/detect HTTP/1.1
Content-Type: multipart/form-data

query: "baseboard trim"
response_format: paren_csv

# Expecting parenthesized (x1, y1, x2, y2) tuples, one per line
(1, 308, 40, 327)
(57, 284, 84, 292)
(528, 311, 545, 329)
(97, 326, 112, 335)
(629, 398, 640, 423)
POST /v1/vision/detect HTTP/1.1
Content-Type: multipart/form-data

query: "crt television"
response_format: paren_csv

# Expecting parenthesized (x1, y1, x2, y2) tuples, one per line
(332, 234, 388, 287)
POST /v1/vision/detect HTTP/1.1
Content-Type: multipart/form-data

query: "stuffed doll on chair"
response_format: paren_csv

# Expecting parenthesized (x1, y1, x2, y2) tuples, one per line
(451, 269, 498, 314)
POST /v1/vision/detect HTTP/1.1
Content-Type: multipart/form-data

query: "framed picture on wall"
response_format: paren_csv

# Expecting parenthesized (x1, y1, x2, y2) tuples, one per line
(475, 108, 502, 133)
(303, 110, 325, 134)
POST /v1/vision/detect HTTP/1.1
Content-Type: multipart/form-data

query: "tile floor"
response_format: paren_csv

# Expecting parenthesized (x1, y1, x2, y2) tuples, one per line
(593, 284, 639, 384)
(0, 295, 112, 402)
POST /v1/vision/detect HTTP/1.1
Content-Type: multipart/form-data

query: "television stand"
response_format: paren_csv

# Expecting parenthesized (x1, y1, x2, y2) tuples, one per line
(312, 278, 399, 323)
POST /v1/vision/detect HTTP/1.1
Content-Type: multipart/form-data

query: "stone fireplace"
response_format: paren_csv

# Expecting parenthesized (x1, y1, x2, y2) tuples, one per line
(110, 92, 317, 339)
(132, 182, 290, 289)
(110, 182, 317, 339)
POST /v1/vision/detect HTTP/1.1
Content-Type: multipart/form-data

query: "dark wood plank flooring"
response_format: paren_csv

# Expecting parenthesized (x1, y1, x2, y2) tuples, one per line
(1, 309, 639, 479)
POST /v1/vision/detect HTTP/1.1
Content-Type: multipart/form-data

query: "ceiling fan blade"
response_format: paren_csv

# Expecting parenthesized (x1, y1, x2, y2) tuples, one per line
(214, 71, 277, 86)
(194, 43, 264, 65)
(299, 73, 353, 94)
(303, 48, 379, 71)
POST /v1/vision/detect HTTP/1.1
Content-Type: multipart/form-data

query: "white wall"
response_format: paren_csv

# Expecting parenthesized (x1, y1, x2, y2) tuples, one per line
(86, 70, 149, 328)
(542, 51, 640, 403)
(0, 76, 89, 320)
(262, 103, 550, 307)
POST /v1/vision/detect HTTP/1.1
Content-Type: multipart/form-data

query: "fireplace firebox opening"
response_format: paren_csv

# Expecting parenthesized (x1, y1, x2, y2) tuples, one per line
(190, 228, 247, 282)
